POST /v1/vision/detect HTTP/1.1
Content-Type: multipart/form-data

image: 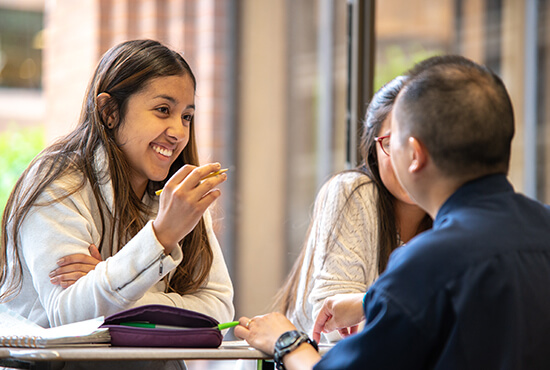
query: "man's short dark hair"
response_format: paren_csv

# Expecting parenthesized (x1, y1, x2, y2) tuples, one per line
(395, 55, 515, 178)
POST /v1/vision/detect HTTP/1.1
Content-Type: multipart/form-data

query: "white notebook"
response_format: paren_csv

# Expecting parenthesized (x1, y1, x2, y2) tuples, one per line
(0, 305, 110, 348)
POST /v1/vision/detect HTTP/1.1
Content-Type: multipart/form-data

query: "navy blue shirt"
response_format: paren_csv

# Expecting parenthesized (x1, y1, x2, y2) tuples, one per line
(314, 174, 550, 369)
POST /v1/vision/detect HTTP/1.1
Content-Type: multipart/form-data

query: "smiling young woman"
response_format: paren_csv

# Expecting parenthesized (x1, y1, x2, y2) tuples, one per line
(0, 40, 234, 337)
(100, 74, 195, 198)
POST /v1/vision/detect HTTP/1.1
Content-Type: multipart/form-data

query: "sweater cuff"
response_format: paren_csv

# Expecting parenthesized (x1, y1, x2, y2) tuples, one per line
(105, 221, 183, 302)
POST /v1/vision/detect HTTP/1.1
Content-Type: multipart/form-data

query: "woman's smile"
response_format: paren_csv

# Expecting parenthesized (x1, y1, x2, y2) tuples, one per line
(151, 143, 175, 159)
(115, 74, 195, 197)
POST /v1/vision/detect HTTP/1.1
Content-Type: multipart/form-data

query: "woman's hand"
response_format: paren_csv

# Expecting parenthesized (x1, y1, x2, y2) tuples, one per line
(312, 293, 366, 342)
(49, 244, 102, 288)
(152, 163, 227, 254)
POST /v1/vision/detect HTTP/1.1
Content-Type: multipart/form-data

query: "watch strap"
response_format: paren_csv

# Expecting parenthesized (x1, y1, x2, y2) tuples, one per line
(273, 330, 318, 370)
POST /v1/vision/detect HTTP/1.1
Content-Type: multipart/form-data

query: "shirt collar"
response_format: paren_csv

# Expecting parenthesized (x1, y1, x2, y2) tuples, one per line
(434, 173, 514, 228)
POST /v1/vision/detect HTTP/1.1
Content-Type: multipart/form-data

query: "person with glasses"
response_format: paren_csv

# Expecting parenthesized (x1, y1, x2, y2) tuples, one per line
(273, 75, 431, 342)
(236, 55, 550, 370)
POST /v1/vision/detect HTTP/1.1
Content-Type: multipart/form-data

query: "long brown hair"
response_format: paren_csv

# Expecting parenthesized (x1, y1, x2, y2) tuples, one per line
(274, 76, 432, 315)
(0, 39, 213, 302)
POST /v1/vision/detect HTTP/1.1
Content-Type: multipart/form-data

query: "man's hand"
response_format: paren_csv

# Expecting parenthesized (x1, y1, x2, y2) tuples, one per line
(234, 312, 296, 355)
(312, 293, 366, 342)
(234, 312, 321, 370)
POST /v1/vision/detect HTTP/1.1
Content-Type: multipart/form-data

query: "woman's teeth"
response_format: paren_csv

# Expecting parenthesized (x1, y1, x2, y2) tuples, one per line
(152, 145, 173, 157)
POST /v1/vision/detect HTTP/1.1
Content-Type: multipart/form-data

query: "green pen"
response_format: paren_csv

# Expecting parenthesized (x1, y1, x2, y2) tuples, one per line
(120, 321, 240, 331)
(217, 321, 240, 330)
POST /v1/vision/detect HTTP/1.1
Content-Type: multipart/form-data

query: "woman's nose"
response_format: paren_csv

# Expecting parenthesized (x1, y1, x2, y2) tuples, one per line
(165, 117, 188, 141)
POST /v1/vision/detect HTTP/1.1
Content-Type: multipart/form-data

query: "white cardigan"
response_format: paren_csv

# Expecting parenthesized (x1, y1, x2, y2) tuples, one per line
(288, 171, 387, 341)
(3, 148, 234, 328)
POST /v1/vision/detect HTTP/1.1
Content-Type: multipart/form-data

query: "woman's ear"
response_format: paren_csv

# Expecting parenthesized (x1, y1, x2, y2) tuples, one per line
(97, 92, 119, 129)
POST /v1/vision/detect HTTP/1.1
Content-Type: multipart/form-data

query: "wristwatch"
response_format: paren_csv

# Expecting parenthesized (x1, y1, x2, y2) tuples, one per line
(273, 330, 319, 370)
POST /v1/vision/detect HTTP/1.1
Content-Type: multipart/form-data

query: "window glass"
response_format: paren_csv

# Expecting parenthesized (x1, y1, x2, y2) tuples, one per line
(537, 1, 550, 202)
(0, 7, 43, 89)
(284, 0, 349, 263)
(374, 0, 549, 200)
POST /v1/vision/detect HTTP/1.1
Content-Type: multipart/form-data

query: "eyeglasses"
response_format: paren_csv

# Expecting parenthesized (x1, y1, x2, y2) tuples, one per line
(374, 135, 391, 156)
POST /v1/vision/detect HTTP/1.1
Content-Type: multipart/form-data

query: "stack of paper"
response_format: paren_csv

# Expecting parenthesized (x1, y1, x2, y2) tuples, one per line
(0, 306, 110, 348)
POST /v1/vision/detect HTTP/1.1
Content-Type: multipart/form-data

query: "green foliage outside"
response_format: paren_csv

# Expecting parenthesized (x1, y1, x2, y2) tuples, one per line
(0, 125, 46, 215)
(374, 44, 443, 93)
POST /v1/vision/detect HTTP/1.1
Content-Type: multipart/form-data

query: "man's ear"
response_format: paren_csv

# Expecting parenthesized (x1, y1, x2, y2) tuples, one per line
(408, 137, 428, 173)
(97, 92, 119, 129)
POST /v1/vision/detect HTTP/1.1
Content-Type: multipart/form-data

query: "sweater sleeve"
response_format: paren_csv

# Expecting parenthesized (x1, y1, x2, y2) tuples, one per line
(18, 179, 232, 326)
(130, 210, 235, 324)
(307, 172, 379, 335)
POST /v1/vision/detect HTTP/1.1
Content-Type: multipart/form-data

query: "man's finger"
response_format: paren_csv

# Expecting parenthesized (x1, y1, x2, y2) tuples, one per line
(234, 317, 251, 340)
(337, 328, 347, 337)
(312, 311, 331, 343)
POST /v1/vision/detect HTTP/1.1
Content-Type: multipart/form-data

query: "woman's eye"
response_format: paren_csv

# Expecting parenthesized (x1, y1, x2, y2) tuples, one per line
(182, 114, 193, 122)
(157, 107, 170, 115)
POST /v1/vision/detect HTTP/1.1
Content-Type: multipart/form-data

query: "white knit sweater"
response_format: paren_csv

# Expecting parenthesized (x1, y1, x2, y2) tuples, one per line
(287, 171, 386, 341)
(2, 147, 234, 328)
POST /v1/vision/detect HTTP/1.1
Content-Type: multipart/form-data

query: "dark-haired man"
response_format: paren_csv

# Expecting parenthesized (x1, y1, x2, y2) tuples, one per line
(234, 55, 550, 369)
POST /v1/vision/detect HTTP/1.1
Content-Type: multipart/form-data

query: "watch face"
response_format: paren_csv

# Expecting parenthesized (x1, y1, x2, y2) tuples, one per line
(279, 331, 301, 347)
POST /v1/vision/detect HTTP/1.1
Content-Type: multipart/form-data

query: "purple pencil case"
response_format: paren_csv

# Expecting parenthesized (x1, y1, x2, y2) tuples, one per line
(101, 304, 223, 348)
